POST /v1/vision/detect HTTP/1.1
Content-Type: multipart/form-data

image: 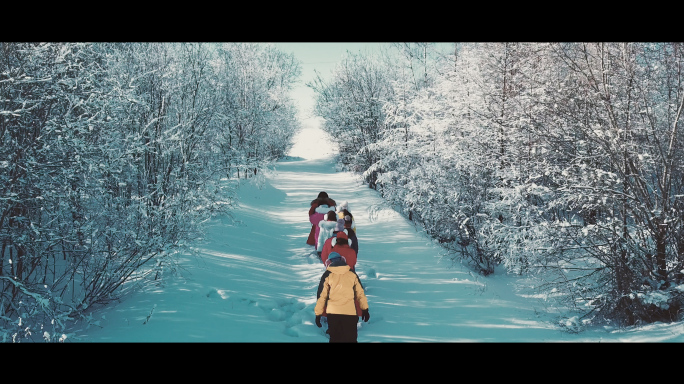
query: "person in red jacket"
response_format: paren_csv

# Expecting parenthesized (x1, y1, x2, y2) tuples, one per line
(314, 252, 370, 343)
(323, 215, 359, 257)
(307, 191, 336, 246)
(321, 230, 357, 271)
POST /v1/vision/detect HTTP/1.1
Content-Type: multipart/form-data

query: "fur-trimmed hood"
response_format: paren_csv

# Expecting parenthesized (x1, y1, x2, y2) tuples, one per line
(318, 219, 338, 231)
(315, 204, 336, 215)
(331, 234, 352, 249)
(317, 219, 338, 251)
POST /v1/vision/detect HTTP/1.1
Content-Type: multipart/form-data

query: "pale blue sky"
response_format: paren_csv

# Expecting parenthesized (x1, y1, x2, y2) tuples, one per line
(272, 43, 394, 121)
(272, 43, 391, 83)
(271, 42, 455, 124)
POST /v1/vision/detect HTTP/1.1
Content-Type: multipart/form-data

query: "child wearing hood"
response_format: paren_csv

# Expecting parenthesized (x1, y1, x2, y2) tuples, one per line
(320, 230, 357, 270)
(319, 230, 363, 318)
(316, 211, 338, 257)
(314, 252, 370, 343)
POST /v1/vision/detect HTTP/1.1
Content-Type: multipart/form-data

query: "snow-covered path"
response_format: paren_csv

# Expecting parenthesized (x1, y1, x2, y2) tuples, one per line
(75, 124, 684, 342)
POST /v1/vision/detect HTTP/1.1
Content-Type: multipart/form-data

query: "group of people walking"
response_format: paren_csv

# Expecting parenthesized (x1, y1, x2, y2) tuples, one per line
(308, 191, 370, 343)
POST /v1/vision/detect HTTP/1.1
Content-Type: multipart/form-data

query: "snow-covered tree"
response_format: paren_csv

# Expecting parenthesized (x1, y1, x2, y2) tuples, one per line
(213, 43, 301, 179)
(329, 42, 684, 327)
(516, 42, 684, 326)
(0, 42, 301, 341)
(309, 49, 393, 187)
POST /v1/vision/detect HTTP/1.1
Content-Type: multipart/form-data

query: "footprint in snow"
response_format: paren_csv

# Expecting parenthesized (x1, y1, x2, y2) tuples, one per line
(263, 298, 306, 323)
(205, 288, 230, 299)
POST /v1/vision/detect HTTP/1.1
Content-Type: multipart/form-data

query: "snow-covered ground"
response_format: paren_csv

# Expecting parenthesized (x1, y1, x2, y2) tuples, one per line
(74, 122, 684, 342)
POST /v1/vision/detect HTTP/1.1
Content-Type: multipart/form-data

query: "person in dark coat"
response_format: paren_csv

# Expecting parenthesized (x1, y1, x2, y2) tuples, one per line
(340, 213, 358, 255)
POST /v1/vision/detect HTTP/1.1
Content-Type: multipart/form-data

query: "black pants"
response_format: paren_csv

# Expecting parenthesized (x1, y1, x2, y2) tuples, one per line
(326, 314, 359, 343)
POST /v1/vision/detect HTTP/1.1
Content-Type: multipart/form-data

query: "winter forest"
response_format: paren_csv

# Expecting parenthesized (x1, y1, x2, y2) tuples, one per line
(2, 42, 684, 342)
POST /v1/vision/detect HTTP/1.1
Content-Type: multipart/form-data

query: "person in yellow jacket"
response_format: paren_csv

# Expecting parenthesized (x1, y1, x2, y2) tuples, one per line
(314, 252, 370, 342)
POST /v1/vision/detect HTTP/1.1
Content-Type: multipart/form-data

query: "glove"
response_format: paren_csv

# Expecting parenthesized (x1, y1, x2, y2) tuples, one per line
(361, 309, 370, 322)
(315, 315, 322, 328)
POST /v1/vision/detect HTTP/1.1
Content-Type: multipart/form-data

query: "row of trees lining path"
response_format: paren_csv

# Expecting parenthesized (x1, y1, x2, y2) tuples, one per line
(309, 42, 684, 329)
(0, 43, 301, 342)
(4, 42, 684, 341)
